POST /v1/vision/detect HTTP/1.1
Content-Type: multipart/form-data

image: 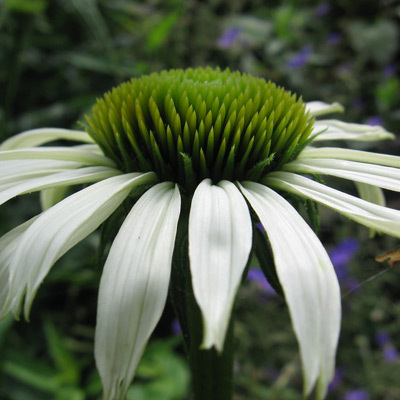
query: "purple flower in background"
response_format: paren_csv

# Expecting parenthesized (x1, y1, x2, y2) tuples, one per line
(337, 62, 353, 77)
(314, 2, 331, 17)
(365, 116, 383, 126)
(171, 319, 182, 335)
(329, 238, 361, 292)
(247, 268, 276, 296)
(382, 64, 396, 78)
(329, 238, 360, 279)
(351, 97, 364, 111)
(383, 346, 399, 362)
(375, 331, 399, 362)
(343, 389, 370, 400)
(375, 331, 390, 346)
(287, 45, 313, 69)
(326, 32, 341, 45)
(328, 368, 343, 392)
(217, 28, 240, 48)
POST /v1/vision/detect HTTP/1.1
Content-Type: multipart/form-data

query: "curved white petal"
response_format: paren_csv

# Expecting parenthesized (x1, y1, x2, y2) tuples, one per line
(0, 128, 94, 150)
(5, 172, 157, 319)
(189, 179, 252, 351)
(355, 182, 385, 207)
(0, 147, 115, 167)
(284, 158, 400, 192)
(306, 101, 344, 117)
(0, 166, 121, 206)
(265, 171, 400, 238)
(0, 216, 40, 318)
(95, 182, 181, 400)
(240, 181, 341, 398)
(312, 120, 395, 142)
(299, 147, 400, 168)
(0, 159, 84, 181)
(40, 186, 70, 210)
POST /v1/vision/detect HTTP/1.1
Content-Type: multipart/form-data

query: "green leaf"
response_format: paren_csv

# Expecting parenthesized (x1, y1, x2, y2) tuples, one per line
(146, 11, 181, 50)
(5, 0, 47, 13)
(126, 339, 190, 400)
(43, 319, 81, 385)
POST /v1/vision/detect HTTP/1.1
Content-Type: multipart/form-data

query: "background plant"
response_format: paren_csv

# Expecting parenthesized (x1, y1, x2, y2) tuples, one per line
(0, 1, 399, 399)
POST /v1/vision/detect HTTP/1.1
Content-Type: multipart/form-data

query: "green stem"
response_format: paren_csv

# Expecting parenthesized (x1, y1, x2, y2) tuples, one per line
(170, 206, 234, 400)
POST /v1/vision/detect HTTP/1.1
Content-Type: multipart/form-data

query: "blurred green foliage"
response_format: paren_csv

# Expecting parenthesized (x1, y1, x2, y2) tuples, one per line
(0, 0, 399, 399)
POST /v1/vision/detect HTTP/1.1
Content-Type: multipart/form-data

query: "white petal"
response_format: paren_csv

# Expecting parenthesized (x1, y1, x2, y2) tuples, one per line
(0, 159, 84, 181)
(40, 186, 70, 210)
(0, 166, 121, 206)
(284, 158, 400, 192)
(312, 120, 395, 142)
(189, 179, 252, 351)
(306, 101, 344, 117)
(299, 146, 400, 168)
(355, 182, 385, 207)
(0, 216, 40, 319)
(265, 171, 400, 238)
(95, 183, 181, 400)
(0, 147, 115, 167)
(5, 172, 157, 318)
(240, 181, 341, 398)
(0, 128, 94, 150)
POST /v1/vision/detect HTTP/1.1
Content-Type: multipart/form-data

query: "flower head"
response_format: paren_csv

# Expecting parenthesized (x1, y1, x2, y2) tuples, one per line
(1, 67, 400, 400)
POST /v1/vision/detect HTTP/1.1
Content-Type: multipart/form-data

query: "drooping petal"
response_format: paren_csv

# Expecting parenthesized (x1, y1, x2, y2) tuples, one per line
(306, 101, 344, 117)
(265, 171, 400, 238)
(189, 179, 252, 351)
(5, 172, 157, 319)
(0, 147, 115, 167)
(40, 186, 70, 210)
(240, 181, 341, 398)
(0, 159, 84, 181)
(311, 120, 394, 142)
(284, 158, 400, 192)
(95, 182, 181, 400)
(299, 147, 400, 168)
(0, 217, 39, 318)
(355, 182, 385, 207)
(0, 128, 94, 150)
(0, 166, 121, 206)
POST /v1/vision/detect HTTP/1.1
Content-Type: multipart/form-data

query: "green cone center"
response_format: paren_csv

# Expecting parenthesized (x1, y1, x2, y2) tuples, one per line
(84, 67, 314, 193)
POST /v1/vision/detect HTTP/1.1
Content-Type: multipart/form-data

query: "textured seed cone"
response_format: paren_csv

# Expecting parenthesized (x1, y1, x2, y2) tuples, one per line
(85, 67, 314, 193)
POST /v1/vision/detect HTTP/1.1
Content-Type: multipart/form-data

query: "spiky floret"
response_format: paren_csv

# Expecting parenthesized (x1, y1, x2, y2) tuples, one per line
(85, 67, 314, 193)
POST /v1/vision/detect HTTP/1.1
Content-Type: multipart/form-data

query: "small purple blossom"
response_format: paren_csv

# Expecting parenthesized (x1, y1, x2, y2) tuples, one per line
(383, 345, 399, 362)
(328, 368, 343, 392)
(217, 28, 240, 49)
(343, 389, 370, 400)
(375, 331, 390, 346)
(247, 268, 276, 296)
(287, 45, 313, 69)
(326, 32, 341, 45)
(171, 319, 182, 335)
(329, 238, 360, 279)
(351, 97, 364, 111)
(256, 222, 265, 234)
(375, 331, 399, 362)
(314, 3, 331, 17)
(365, 116, 383, 126)
(382, 64, 396, 78)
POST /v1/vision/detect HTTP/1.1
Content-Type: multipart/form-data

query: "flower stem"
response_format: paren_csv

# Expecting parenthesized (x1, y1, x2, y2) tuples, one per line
(171, 208, 234, 400)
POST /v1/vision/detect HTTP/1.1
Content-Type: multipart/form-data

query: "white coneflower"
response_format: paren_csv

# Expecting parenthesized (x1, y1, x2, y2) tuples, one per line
(0, 67, 399, 400)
